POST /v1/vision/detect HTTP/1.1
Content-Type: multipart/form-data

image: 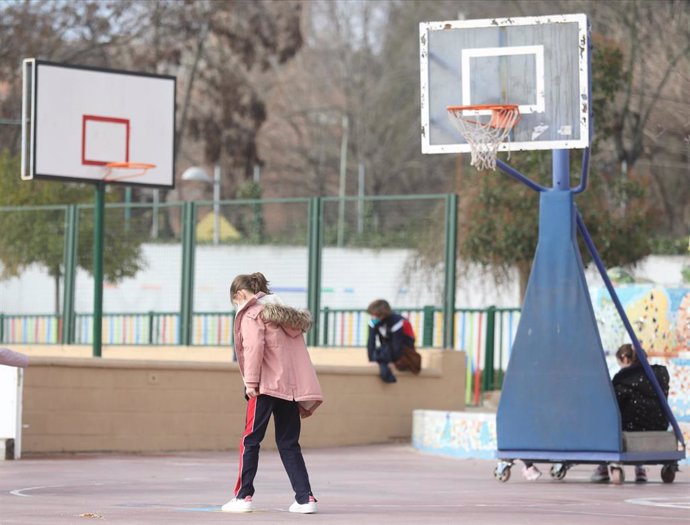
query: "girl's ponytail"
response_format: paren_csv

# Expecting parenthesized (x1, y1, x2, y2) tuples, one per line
(230, 272, 271, 298)
(249, 272, 270, 294)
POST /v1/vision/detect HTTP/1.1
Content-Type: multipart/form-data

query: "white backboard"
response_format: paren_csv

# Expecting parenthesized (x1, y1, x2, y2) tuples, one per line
(420, 14, 590, 154)
(21, 60, 176, 188)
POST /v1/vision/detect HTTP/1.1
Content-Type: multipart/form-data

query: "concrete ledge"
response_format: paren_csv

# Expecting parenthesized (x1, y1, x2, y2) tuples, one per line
(26, 356, 442, 377)
(21, 349, 465, 454)
(15, 344, 442, 369)
(413, 409, 497, 460)
(413, 409, 690, 464)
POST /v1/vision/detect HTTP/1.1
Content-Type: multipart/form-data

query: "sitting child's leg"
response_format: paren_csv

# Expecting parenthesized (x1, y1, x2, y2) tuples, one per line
(590, 463, 610, 482)
(521, 461, 541, 481)
(377, 362, 397, 383)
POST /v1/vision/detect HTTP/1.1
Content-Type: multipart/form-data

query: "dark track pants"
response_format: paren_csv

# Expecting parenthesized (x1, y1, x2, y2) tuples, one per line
(234, 395, 313, 504)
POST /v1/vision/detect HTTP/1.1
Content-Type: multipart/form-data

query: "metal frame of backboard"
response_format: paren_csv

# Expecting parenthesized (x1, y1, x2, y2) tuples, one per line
(21, 59, 176, 189)
(420, 14, 590, 154)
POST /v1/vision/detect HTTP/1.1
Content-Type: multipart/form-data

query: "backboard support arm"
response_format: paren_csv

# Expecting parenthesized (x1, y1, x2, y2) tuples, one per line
(496, 159, 547, 193)
(572, 147, 590, 194)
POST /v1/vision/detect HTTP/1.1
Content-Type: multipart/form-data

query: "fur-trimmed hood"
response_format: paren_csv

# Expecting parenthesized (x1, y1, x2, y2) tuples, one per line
(261, 303, 313, 336)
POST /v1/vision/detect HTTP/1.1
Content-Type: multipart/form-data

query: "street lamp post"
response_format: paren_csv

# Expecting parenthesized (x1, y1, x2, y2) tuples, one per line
(181, 165, 220, 245)
(337, 115, 349, 247)
(212, 165, 220, 245)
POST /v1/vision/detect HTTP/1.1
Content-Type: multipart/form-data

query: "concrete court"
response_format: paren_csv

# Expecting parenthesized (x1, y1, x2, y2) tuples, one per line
(1, 445, 688, 525)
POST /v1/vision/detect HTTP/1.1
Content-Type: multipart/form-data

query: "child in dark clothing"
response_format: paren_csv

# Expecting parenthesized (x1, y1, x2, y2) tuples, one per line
(612, 344, 669, 432)
(591, 343, 670, 483)
(366, 299, 414, 383)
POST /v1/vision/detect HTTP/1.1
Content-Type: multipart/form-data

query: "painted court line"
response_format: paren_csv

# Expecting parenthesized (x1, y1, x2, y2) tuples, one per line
(10, 481, 119, 497)
(626, 497, 690, 510)
(528, 506, 690, 522)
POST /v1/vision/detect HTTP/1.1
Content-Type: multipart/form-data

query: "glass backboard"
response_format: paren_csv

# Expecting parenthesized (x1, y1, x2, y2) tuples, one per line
(420, 14, 590, 154)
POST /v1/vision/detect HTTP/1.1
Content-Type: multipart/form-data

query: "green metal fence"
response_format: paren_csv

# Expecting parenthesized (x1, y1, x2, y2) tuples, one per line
(0, 194, 517, 403)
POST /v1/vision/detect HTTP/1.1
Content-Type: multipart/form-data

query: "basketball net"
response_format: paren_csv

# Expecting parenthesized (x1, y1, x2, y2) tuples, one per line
(447, 104, 521, 171)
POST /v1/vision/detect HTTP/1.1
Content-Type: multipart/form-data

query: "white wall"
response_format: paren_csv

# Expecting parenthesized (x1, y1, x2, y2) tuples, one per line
(0, 366, 21, 458)
(0, 246, 687, 314)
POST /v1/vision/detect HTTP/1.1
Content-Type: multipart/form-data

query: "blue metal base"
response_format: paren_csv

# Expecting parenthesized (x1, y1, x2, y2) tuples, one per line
(497, 449, 686, 463)
(496, 191, 622, 453)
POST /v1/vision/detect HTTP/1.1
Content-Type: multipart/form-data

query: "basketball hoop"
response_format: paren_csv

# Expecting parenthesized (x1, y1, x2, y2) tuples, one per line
(447, 104, 521, 171)
(103, 162, 156, 182)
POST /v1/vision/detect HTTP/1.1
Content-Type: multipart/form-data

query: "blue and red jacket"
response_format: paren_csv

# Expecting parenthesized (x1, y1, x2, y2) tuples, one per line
(367, 312, 416, 363)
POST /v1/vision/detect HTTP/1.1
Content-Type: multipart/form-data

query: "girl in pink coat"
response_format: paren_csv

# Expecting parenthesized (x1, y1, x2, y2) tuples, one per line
(222, 272, 323, 514)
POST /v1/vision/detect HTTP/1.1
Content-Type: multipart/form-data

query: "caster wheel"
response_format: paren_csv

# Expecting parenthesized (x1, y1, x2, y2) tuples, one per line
(550, 463, 568, 481)
(610, 467, 625, 485)
(661, 464, 677, 483)
(494, 463, 512, 482)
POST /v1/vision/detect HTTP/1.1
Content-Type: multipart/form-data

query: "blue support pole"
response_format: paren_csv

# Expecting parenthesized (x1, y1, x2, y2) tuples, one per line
(576, 212, 685, 446)
(552, 149, 570, 190)
(497, 191, 622, 455)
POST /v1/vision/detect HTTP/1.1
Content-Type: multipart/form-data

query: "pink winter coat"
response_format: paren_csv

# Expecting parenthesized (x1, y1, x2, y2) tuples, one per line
(234, 293, 323, 417)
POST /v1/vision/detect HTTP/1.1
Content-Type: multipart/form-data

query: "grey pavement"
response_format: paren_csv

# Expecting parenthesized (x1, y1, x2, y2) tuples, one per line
(1, 445, 689, 525)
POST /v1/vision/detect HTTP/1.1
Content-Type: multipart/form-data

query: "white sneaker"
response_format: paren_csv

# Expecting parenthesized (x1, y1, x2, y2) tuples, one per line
(221, 496, 253, 513)
(522, 465, 542, 481)
(289, 496, 317, 514)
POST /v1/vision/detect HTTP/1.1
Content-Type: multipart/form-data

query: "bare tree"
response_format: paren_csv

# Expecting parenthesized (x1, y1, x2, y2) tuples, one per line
(505, 0, 690, 235)
(0, 1, 144, 151)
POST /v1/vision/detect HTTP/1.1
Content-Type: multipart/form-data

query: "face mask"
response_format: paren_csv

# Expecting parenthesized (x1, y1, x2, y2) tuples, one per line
(233, 290, 245, 310)
(371, 318, 381, 326)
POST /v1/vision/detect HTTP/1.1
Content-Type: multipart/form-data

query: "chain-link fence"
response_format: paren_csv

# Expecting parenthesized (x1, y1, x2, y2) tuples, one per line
(1, 196, 521, 404)
(72, 202, 184, 345)
(0, 195, 465, 344)
(0, 205, 69, 341)
(191, 198, 310, 345)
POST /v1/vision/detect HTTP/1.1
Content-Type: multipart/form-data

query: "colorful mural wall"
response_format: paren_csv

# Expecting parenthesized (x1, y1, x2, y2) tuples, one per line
(591, 286, 690, 356)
